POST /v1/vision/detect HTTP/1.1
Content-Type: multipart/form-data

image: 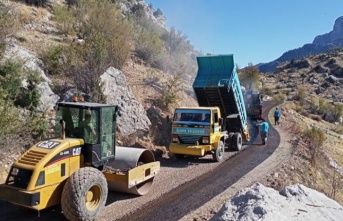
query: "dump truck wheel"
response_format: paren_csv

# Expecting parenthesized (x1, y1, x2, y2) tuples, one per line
(226, 132, 234, 149)
(61, 167, 108, 221)
(174, 154, 185, 160)
(232, 132, 242, 151)
(212, 141, 224, 162)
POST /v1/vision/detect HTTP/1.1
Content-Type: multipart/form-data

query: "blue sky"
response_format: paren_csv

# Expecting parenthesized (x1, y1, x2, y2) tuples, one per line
(145, 0, 343, 67)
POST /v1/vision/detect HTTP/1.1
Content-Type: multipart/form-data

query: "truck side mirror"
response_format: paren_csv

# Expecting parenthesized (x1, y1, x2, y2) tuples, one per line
(219, 118, 224, 126)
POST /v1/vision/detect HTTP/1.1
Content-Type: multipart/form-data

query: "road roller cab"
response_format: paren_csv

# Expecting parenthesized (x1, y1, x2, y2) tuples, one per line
(0, 100, 160, 221)
(56, 101, 117, 168)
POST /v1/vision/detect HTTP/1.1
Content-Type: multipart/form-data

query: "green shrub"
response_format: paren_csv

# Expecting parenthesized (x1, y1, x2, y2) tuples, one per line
(53, 5, 76, 35)
(273, 93, 286, 101)
(333, 104, 343, 121)
(159, 68, 184, 108)
(135, 29, 163, 65)
(0, 60, 23, 101)
(0, 59, 44, 142)
(0, 101, 23, 140)
(238, 63, 261, 90)
(297, 86, 306, 103)
(41, 45, 67, 75)
(14, 70, 42, 112)
(318, 98, 330, 115)
(0, 5, 18, 57)
(294, 102, 304, 113)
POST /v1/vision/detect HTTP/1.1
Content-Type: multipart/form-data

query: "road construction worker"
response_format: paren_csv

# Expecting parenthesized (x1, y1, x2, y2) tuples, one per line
(257, 118, 269, 145)
(274, 107, 281, 125)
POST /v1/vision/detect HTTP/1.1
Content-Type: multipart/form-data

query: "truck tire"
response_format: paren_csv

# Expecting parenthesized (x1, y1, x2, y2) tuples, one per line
(226, 132, 234, 149)
(232, 132, 242, 151)
(61, 167, 108, 221)
(212, 141, 224, 162)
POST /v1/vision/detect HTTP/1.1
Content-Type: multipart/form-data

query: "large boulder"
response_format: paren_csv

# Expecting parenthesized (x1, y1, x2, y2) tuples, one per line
(3, 41, 59, 112)
(100, 67, 151, 136)
(212, 183, 343, 221)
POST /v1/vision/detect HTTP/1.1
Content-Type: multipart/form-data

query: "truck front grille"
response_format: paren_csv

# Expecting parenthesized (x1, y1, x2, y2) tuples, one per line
(178, 135, 201, 144)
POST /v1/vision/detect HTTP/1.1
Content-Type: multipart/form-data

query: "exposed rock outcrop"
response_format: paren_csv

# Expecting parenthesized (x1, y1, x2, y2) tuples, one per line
(2, 41, 59, 112)
(118, 0, 166, 29)
(100, 67, 151, 136)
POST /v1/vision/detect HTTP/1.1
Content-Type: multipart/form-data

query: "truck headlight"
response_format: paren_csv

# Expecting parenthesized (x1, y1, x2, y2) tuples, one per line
(202, 137, 209, 144)
(172, 135, 179, 143)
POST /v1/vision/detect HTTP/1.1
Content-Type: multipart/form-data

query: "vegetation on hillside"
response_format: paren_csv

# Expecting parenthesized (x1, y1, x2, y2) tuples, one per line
(0, 0, 200, 150)
(39, 0, 199, 105)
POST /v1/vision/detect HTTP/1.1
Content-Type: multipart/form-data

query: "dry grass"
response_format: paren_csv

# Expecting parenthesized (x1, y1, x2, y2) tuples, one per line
(269, 101, 343, 205)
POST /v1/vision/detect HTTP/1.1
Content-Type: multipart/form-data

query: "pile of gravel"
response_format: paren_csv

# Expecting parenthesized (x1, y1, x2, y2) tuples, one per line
(212, 183, 343, 221)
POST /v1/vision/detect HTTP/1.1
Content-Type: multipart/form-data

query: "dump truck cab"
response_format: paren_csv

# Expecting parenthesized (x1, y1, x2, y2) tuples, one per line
(170, 107, 227, 161)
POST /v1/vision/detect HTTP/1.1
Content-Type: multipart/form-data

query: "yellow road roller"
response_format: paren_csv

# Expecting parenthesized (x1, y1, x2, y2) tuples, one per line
(0, 101, 160, 221)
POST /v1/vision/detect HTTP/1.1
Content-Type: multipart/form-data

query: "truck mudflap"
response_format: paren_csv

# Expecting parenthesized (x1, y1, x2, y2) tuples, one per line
(0, 184, 40, 208)
(104, 161, 160, 196)
(169, 143, 212, 156)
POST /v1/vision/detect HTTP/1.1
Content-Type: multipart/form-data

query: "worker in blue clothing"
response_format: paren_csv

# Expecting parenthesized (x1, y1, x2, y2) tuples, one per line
(257, 118, 269, 145)
(274, 107, 281, 125)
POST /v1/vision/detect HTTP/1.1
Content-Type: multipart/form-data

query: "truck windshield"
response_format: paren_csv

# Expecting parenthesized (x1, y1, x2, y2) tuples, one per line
(173, 109, 211, 125)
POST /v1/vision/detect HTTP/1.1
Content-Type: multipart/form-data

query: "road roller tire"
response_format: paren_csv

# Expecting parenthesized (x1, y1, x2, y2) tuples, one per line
(232, 132, 242, 151)
(61, 167, 108, 221)
(212, 141, 224, 162)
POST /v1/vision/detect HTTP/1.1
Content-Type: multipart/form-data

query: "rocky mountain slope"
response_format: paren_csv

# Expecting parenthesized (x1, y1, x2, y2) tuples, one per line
(262, 48, 343, 106)
(0, 0, 198, 181)
(258, 16, 343, 73)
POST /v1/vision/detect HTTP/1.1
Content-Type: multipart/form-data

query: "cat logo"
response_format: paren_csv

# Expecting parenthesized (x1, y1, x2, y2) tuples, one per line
(37, 141, 60, 149)
(72, 147, 82, 156)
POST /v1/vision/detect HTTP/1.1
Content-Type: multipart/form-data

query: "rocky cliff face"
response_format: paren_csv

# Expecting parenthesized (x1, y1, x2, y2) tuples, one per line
(313, 16, 343, 45)
(258, 16, 343, 73)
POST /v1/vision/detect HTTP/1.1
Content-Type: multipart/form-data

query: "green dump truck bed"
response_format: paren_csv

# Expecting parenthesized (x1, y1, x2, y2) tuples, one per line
(192, 54, 247, 130)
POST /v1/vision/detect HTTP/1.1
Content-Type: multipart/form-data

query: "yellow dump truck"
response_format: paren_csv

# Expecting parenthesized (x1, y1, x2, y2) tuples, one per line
(170, 54, 251, 161)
